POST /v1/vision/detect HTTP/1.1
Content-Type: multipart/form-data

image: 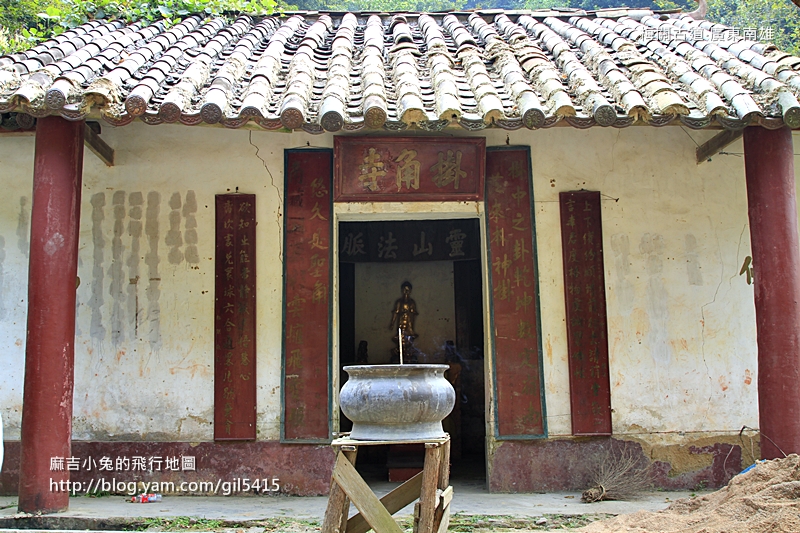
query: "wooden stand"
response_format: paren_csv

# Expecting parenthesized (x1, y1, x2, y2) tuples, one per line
(322, 435, 452, 533)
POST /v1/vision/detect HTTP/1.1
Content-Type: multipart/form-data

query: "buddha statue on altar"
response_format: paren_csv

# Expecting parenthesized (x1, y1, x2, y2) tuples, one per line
(389, 281, 419, 363)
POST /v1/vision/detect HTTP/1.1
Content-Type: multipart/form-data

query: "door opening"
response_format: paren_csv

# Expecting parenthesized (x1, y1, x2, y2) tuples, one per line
(337, 218, 485, 483)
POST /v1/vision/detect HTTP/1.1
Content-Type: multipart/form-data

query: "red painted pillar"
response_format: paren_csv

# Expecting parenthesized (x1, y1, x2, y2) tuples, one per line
(18, 117, 84, 513)
(744, 126, 800, 460)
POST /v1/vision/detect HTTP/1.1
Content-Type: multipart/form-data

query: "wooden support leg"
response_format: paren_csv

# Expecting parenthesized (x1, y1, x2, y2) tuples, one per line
(323, 447, 357, 533)
(416, 443, 443, 533)
(433, 439, 452, 533)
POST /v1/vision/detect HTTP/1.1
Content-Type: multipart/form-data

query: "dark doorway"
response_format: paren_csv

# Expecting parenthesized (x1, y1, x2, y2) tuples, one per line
(337, 218, 485, 482)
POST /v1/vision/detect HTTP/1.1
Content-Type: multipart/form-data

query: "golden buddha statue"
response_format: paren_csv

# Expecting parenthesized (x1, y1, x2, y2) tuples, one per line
(389, 281, 419, 362)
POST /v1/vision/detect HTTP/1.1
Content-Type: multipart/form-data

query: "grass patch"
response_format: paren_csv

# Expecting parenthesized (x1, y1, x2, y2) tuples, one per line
(128, 517, 322, 532)
(445, 513, 614, 531)
(131, 517, 224, 531)
(128, 513, 611, 532)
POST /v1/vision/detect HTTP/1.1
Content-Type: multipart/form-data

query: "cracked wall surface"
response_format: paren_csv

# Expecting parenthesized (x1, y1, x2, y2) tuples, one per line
(0, 124, 794, 457)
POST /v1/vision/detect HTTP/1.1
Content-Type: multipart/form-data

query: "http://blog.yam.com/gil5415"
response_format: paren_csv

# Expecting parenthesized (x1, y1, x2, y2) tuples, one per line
(47, 454, 281, 496)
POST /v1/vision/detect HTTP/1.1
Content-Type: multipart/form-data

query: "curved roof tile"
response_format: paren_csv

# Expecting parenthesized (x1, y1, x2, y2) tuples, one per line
(2, 8, 799, 131)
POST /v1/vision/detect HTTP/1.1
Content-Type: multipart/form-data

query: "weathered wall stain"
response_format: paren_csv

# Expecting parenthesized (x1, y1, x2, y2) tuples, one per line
(166, 192, 183, 265)
(183, 190, 199, 264)
(610, 233, 634, 314)
(128, 192, 143, 338)
(110, 191, 126, 345)
(145, 191, 162, 351)
(489, 435, 750, 491)
(640, 233, 672, 367)
(16, 197, 28, 257)
(685, 233, 704, 286)
(89, 193, 106, 342)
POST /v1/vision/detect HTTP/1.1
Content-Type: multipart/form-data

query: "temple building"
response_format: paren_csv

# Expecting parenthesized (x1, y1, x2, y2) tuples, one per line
(1, 5, 800, 513)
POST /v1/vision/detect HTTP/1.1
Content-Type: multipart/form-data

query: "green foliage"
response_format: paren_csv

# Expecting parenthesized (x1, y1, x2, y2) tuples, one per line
(0, 0, 279, 53)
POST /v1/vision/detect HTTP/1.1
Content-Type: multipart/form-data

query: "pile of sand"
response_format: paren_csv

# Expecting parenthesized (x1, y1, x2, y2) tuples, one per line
(579, 455, 800, 533)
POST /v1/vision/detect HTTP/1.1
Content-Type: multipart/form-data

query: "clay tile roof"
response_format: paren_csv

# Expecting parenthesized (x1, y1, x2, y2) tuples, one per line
(2, 8, 799, 132)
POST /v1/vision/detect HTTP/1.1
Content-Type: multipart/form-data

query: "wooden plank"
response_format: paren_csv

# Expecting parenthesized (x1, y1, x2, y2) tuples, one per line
(696, 129, 743, 164)
(486, 147, 545, 438)
(332, 453, 403, 533)
(437, 439, 450, 490)
(435, 502, 451, 533)
(432, 486, 453, 533)
(282, 149, 332, 441)
(560, 191, 612, 436)
(83, 123, 114, 166)
(334, 136, 486, 202)
(339, 450, 357, 533)
(322, 452, 350, 533)
(214, 194, 258, 440)
(322, 449, 357, 533)
(346, 471, 423, 533)
(417, 444, 443, 533)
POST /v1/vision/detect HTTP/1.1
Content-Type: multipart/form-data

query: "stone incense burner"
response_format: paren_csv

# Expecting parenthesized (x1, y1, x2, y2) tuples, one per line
(339, 364, 455, 441)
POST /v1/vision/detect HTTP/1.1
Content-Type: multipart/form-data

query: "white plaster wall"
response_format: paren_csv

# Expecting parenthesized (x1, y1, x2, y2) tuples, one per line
(0, 135, 35, 439)
(353, 261, 455, 364)
(0, 123, 795, 447)
(486, 126, 762, 438)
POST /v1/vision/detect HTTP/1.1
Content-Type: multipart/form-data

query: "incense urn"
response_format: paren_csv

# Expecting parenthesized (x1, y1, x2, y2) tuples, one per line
(339, 364, 455, 441)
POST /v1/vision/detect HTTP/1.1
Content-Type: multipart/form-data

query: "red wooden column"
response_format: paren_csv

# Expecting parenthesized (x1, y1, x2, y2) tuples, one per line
(18, 117, 84, 513)
(743, 126, 800, 459)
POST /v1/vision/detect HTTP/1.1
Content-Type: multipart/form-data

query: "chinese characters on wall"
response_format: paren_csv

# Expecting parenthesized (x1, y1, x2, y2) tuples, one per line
(559, 191, 612, 436)
(334, 137, 485, 202)
(339, 220, 479, 263)
(282, 150, 332, 441)
(486, 148, 545, 437)
(214, 194, 256, 440)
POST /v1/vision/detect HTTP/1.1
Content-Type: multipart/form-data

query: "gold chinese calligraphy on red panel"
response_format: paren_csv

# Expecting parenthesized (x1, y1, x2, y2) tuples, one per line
(486, 147, 545, 438)
(334, 137, 485, 202)
(282, 149, 332, 442)
(559, 191, 612, 436)
(214, 194, 256, 440)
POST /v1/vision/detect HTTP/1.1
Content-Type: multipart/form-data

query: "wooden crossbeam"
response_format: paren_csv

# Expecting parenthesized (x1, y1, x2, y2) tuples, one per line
(696, 129, 743, 164)
(83, 123, 114, 166)
(346, 471, 424, 533)
(331, 453, 404, 533)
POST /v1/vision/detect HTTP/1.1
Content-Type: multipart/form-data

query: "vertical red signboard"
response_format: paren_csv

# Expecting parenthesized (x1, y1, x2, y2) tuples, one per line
(214, 194, 257, 440)
(559, 191, 612, 436)
(486, 147, 545, 438)
(282, 149, 332, 442)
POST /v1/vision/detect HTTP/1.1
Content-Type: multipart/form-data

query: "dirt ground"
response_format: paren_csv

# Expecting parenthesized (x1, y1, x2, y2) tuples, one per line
(576, 454, 800, 533)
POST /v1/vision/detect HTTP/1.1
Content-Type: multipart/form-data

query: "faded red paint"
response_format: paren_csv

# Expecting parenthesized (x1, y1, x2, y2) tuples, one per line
(18, 117, 84, 513)
(2, 442, 334, 496)
(489, 439, 743, 492)
(743, 126, 800, 460)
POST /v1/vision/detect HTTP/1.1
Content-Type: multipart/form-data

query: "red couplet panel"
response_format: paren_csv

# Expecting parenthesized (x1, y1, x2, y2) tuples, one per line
(486, 147, 545, 438)
(559, 191, 612, 436)
(214, 194, 257, 440)
(282, 150, 332, 442)
(334, 136, 485, 202)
